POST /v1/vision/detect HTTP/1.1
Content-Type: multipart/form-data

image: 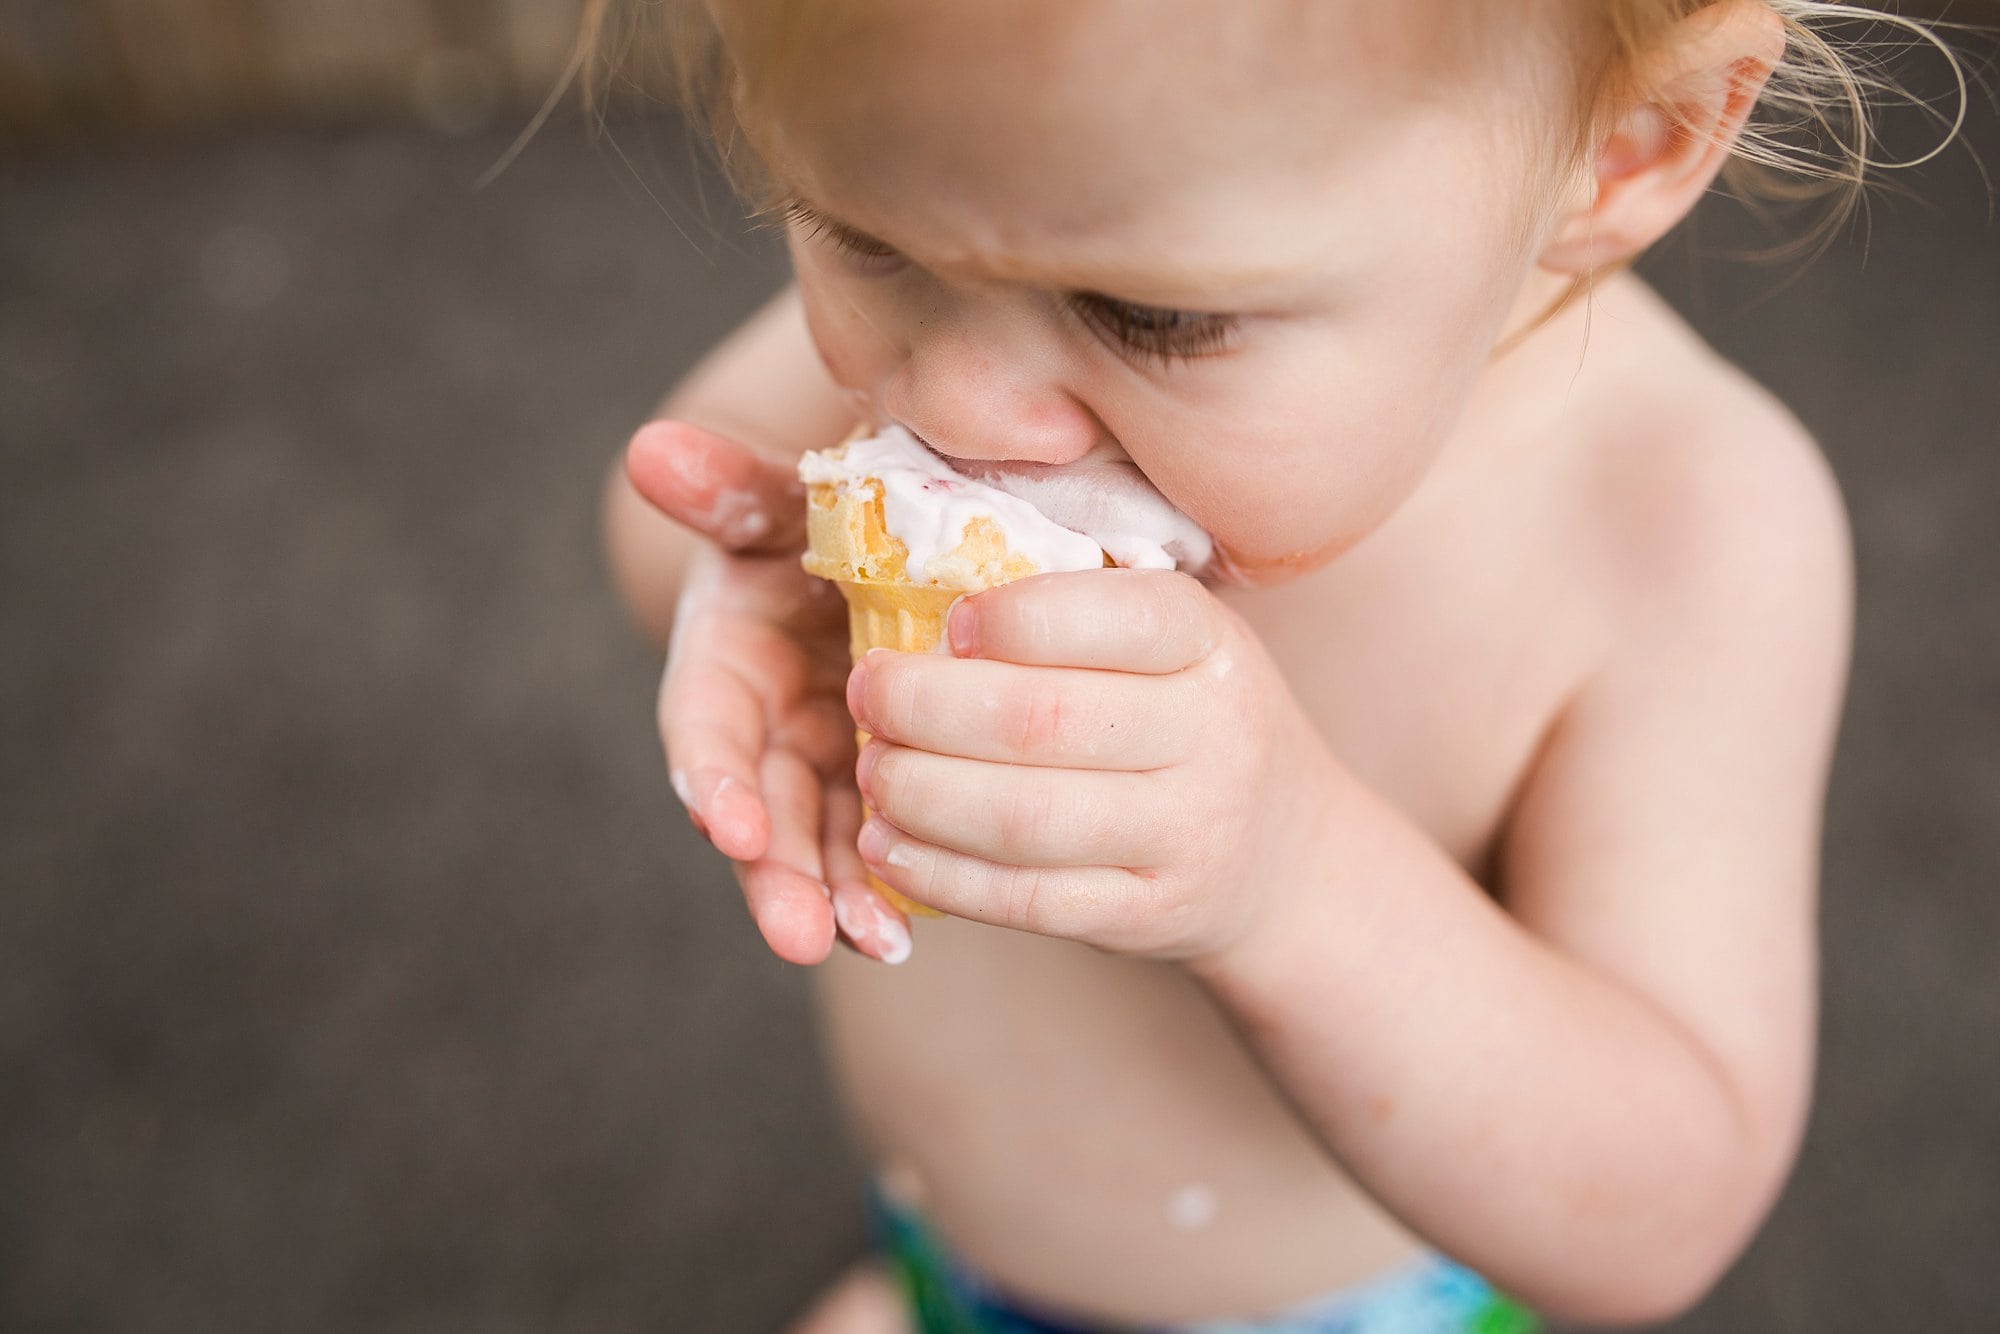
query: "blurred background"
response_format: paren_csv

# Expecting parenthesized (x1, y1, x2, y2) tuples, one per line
(1, 2, 1996, 1331)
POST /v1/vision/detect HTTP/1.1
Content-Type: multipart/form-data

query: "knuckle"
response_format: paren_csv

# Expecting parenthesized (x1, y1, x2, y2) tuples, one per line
(1111, 572, 1201, 668)
(997, 777, 1061, 848)
(1018, 584, 1068, 656)
(1135, 572, 1181, 633)
(1010, 680, 1070, 754)
(868, 748, 910, 818)
(1160, 690, 1204, 764)
(879, 659, 951, 745)
(1157, 576, 1215, 663)
(1015, 866, 1110, 938)
(990, 861, 1091, 936)
(994, 862, 1044, 932)
(866, 659, 911, 738)
(897, 845, 939, 904)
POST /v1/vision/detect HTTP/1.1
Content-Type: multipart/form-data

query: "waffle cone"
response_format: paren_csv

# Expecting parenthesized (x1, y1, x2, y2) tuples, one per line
(803, 477, 942, 917)
(802, 443, 1116, 922)
(834, 579, 961, 658)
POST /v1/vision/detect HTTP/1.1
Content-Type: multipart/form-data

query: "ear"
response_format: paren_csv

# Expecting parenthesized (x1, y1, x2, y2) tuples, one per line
(1540, 0, 1785, 273)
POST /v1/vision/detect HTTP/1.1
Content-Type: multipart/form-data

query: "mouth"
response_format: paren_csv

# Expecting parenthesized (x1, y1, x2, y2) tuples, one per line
(893, 421, 1116, 472)
(921, 434, 1137, 492)
(892, 427, 1059, 499)
(881, 426, 1216, 579)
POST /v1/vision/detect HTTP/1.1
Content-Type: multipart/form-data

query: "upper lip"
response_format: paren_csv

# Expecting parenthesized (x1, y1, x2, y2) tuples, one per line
(901, 426, 956, 468)
(901, 425, 1000, 479)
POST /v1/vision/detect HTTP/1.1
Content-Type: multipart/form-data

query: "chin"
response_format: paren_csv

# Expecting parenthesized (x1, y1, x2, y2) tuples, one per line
(1208, 536, 1357, 588)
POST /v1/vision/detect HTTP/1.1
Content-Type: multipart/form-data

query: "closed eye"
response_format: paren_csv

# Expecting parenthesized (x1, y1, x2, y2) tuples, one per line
(777, 195, 1236, 363)
(1068, 292, 1238, 364)
(780, 198, 903, 272)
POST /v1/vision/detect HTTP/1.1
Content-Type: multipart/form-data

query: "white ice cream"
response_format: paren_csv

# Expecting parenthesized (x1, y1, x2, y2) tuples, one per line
(798, 425, 1213, 583)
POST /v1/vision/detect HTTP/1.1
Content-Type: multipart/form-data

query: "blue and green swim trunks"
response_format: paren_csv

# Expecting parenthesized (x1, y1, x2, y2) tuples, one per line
(869, 1187, 1540, 1334)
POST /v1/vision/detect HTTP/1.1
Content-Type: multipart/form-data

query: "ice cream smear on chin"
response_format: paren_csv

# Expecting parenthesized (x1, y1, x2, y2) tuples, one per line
(796, 425, 1214, 584)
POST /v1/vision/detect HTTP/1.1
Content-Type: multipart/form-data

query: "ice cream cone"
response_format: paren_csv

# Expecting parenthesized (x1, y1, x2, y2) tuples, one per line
(804, 473, 986, 916)
(800, 428, 1132, 923)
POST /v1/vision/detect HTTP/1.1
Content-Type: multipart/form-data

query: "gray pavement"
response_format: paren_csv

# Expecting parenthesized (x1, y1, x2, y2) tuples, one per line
(2, 83, 1997, 1333)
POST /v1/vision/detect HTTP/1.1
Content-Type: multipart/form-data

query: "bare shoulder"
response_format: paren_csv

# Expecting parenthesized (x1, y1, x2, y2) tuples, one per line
(1575, 278, 1853, 669)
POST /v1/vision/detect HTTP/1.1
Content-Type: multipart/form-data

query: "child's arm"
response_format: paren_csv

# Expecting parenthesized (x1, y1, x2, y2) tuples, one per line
(1186, 423, 1846, 1319)
(605, 287, 910, 964)
(850, 404, 1849, 1321)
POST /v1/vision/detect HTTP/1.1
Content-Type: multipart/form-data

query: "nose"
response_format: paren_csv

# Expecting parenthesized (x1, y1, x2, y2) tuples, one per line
(880, 295, 1105, 468)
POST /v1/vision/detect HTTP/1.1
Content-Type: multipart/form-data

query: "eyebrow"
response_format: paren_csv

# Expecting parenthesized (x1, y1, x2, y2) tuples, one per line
(779, 193, 1315, 309)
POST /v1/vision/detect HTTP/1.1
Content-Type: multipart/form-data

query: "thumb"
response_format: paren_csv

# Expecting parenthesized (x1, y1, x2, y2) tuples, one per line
(624, 419, 809, 553)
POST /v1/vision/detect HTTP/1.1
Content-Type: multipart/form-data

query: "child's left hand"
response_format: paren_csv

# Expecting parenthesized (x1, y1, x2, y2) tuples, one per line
(847, 568, 1339, 959)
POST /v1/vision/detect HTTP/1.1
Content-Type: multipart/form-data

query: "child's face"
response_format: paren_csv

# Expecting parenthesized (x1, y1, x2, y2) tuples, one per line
(729, 0, 1578, 582)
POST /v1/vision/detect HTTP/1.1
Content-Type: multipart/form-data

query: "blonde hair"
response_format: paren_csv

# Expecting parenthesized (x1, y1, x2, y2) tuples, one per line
(1592, 1, 1971, 254)
(568, 0, 1970, 251)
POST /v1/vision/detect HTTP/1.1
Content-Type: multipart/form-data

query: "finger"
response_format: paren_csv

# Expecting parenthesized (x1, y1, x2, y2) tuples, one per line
(759, 746, 827, 879)
(774, 695, 863, 781)
(856, 816, 1143, 941)
(848, 652, 1193, 770)
(736, 860, 835, 965)
(735, 747, 834, 965)
(820, 783, 871, 894)
(819, 783, 913, 964)
(859, 741, 1166, 868)
(625, 418, 806, 553)
(949, 569, 1221, 673)
(660, 655, 771, 862)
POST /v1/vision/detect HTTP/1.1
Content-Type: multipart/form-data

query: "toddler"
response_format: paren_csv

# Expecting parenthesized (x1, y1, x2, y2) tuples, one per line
(596, 2, 1956, 1329)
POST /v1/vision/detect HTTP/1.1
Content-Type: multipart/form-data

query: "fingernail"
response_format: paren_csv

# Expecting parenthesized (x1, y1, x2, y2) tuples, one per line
(846, 659, 871, 728)
(721, 507, 770, 548)
(875, 909, 912, 965)
(947, 597, 976, 657)
(832, 892, 912, 965)
(855, 743, 883, 797)
(710, 482, 771, 547)
(857, 817, 892, 864)
(671, 769, 712, 836)
(832, 893, 864, 945)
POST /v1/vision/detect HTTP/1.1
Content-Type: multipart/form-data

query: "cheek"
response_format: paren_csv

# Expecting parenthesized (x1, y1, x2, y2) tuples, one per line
(791, 249, 903, 397)
(1188, 249, 1529, 573)
(1131, 368, 1455, 579)
(1200, 449, 1428, 576)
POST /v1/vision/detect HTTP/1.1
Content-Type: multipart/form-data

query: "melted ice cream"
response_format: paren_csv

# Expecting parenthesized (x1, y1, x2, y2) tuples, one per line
(799, 426, 1213, 582)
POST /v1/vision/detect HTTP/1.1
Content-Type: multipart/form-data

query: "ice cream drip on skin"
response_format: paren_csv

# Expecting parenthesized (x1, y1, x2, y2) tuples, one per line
(833, 891, 912, 965)
(658, 425, 781, 550)
(799, 426, 1214, 584)
(1166, 1183, 1220, 1231)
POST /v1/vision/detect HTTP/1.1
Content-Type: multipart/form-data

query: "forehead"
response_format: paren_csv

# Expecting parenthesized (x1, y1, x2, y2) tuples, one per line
(722, 0, 1545, 288)
(728, 0, 1456, 173)
(727, 0, 1452, 106)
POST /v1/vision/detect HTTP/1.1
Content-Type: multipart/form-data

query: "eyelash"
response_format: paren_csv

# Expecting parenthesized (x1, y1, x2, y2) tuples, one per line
(1067, 294, 1237, 364)
(780, 198, 1238, 364)
(782, 200, 902, 271)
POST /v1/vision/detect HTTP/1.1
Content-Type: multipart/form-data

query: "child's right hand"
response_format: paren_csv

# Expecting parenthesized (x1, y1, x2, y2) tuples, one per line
(625, 420, 913, 966)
